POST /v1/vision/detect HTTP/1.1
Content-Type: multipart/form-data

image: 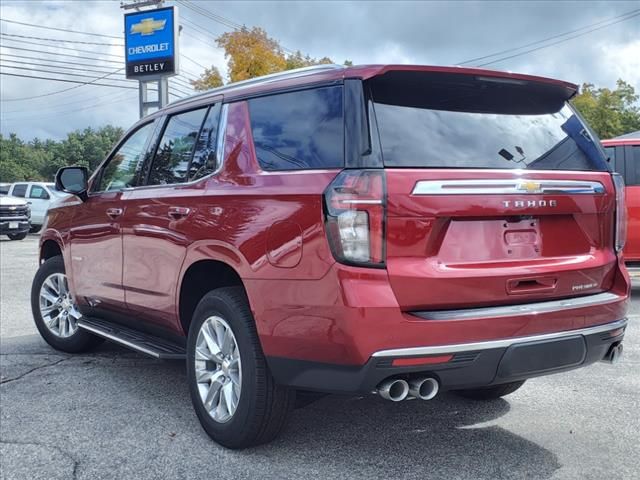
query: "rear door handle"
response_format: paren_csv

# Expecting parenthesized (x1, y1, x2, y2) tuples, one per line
(106, 208, 123, 219)
(168, 206, 190, 219)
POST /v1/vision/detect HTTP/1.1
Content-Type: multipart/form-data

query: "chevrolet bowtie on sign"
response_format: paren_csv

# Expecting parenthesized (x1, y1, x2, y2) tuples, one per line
(124, 6, 178, 79)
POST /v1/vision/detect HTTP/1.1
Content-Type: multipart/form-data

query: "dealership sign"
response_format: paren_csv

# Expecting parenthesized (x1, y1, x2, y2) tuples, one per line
(124, 6, 178, 79)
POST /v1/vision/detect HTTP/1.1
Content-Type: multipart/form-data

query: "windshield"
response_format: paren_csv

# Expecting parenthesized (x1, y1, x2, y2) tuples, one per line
(369, 72, 608, 171)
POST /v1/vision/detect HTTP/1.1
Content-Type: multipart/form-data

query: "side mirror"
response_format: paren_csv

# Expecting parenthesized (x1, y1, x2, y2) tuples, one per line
(55, 166, 89, 201)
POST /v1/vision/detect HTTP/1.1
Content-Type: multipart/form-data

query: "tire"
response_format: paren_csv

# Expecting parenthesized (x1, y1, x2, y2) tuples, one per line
(30, 225, 42, 234)
(8, 232, 28, 240)
(454, 380, 526, 400)
(31, 255, 104, 353)
(186, 287, 294, 449)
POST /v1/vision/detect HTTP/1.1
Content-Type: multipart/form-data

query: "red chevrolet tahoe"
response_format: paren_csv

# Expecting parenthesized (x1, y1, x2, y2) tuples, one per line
(32, 64, 629, 449)
(602, 132, 640, 274)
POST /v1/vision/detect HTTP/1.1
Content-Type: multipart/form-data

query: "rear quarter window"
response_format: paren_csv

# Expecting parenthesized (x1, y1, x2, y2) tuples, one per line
(248, 86, 344, 171)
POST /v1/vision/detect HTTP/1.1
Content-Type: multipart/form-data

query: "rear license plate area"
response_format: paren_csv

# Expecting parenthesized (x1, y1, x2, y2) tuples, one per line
(496, 335, 586, 380)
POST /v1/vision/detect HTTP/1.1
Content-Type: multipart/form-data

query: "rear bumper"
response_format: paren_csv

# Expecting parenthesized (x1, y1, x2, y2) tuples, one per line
(267, 318, 627, 394)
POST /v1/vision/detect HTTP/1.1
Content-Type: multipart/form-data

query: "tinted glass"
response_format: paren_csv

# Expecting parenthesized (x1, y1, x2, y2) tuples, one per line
(375, 103, 608, 171)
(0, 185, 9, 195)
(604, 146, 616, 163)
(98, 122, 154, 192)
(189, 104, 221, 181)
(630, 146, 640, 186)
(148, 108, 208, 185)
(370, 73, 607, 171)
(12, 184, 27, 197)
(248, 86, 344, 170)
(29, 185, 50, 199)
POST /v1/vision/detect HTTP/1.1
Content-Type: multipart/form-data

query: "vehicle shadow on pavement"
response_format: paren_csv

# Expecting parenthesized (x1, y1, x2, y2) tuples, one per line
(1, 334, 559, 480)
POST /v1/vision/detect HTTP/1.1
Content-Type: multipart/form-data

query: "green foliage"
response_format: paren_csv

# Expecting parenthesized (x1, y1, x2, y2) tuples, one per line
(571, 79, 640, 139)
(0, 125, 123, 183)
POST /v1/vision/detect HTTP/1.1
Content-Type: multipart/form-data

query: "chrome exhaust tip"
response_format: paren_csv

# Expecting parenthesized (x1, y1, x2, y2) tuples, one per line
(409, 377, 439, 401)
(377, 378, 410, 402)
(602, 343, 623, 364)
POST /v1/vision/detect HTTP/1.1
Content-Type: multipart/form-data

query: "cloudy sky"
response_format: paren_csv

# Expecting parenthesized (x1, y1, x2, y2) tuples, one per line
(1, 0, 639, 140)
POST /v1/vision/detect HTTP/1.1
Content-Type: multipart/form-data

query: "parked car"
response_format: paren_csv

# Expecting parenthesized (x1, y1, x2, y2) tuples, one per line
(6, 181, 67, 232)
(602, 131, 640, 275)
(0, 195, 31, 240)
(33, 64, 629, 449)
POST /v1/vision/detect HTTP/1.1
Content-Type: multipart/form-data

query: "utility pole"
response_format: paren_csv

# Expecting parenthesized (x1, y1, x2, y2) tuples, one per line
(121, 0, 176, 118)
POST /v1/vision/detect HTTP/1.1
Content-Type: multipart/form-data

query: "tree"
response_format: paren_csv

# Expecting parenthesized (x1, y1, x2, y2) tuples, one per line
(216, 27, 287, 83)
(0, 126, 123, 182)
(572, 79, 640, 139)
(191, 66, 224, 92)
(190, 26, 351, 91)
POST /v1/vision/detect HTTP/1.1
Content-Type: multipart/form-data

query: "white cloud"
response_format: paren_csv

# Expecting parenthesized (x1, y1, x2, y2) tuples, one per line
(1, 0, 639, 140)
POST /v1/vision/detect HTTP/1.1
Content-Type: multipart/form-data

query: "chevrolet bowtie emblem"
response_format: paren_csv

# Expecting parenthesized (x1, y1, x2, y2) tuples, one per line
(517, 181, 542, 193)
(130, 18, 166, 36)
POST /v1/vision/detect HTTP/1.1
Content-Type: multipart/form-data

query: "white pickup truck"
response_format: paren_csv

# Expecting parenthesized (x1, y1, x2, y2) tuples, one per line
(0, 194, 31, 240)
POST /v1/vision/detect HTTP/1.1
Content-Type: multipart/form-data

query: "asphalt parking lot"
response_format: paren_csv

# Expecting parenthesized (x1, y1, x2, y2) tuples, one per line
(0, 236, 638, 480)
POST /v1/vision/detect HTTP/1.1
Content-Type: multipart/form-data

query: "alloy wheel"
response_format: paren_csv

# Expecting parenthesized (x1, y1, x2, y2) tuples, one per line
(39, 273, 81, 338)
(194, 316, 242, 423)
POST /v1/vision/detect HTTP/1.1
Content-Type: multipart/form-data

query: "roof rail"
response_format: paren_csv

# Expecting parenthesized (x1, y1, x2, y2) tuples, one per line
(169, 64, 345, 106)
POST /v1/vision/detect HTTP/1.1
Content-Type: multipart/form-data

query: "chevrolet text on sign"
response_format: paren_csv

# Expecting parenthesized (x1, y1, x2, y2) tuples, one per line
(124, 6, 178, 79)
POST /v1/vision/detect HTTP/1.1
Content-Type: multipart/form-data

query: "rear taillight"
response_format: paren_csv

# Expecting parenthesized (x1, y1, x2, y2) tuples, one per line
(323, 169, 386, 267)
(613, 173, 627, 253)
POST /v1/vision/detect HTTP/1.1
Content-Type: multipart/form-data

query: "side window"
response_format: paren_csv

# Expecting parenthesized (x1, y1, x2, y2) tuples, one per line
(248, 86, 344, 171)
(630, 146, 640, 186)
(29, 185, 50, 200)
(0, 185, 10, 195)
(11, 184, 27, 197)
(604, 146, 616, 167)
(190, 104, 222, 181)
(147, 107, 208, 185)
(96, 122, 155, 192)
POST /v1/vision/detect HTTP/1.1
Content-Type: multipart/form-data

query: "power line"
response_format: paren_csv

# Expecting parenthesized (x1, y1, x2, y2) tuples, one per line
(476, 11, 640, 67)
(0, 45, 123, 64)
(0, 32, 125, 47)
(0, 18, 122, 39)
(178, 0, 243, 31)
(2, 91, 137, 122)
(0, 67, 128, 101)
(0, 52, 120, 69)
(181, 53, 208, 71)
(458, 9, 640, 67)
(1, 64, 135, 84)
(0, 71, 136, 90)
(0, 58, 127, 76)
(1, 36, 124, 58)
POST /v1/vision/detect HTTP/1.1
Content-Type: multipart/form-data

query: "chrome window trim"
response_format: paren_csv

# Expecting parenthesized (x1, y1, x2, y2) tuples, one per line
(411, 179, 605, 195)
(411, 291, 622, 321)
(372, 318, 627, 358)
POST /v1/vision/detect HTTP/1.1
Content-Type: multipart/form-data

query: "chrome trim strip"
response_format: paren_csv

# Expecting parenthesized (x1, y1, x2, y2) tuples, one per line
(412, 292, 622, 321)
(372, 318, 628, 358)
(78, 321, 161, 359)
(412, 179, 605, 195)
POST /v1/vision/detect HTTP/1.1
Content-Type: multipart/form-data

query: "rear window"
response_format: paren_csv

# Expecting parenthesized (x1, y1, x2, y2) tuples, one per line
(370, 72, 608, 171)
(248, 86, 344, 171)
